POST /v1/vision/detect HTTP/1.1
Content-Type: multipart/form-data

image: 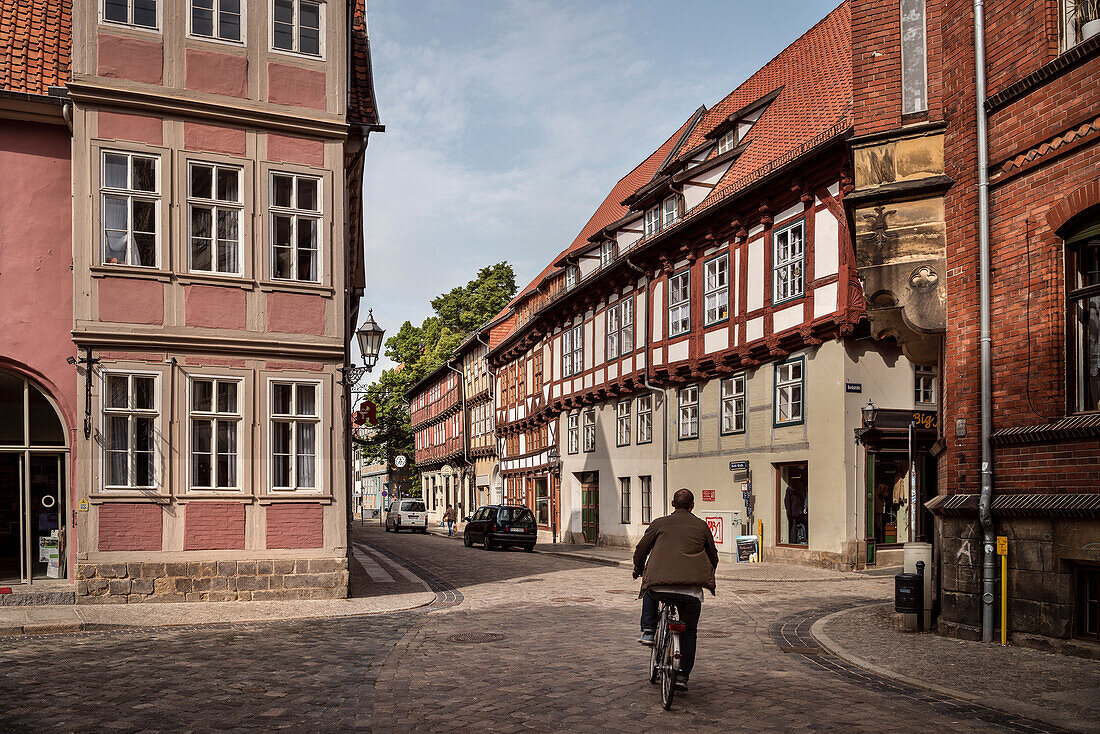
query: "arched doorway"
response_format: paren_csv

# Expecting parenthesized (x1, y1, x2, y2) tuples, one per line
(0, 369, 68, 584)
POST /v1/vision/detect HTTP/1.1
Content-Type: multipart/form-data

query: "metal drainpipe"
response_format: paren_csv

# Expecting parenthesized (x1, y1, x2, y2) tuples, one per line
(625, 256, 669, 513)
(445, 360, 471, 517)
(974, 0, 996, 643)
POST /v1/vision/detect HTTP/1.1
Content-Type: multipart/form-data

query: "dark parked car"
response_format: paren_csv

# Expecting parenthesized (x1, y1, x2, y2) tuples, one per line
(463, 505, 537, 551)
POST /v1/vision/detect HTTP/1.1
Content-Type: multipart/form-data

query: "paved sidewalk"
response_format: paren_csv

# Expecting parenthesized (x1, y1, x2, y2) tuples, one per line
(813, 602, 1100, 733)
(0, 545, 435, 636)
(428, 525, 870, 582)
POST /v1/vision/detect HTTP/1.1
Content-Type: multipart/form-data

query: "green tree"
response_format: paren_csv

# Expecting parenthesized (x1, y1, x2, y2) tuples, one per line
(357, 262, 517, 487)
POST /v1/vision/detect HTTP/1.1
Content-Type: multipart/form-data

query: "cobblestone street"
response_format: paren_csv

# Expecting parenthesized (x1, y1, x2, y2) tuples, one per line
(0, 527, 1078, 732)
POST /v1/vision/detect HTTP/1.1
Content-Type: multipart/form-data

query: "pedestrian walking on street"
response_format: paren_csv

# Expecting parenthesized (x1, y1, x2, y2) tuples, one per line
(632, 488, 719, 693)
(444, 505, 456, 536)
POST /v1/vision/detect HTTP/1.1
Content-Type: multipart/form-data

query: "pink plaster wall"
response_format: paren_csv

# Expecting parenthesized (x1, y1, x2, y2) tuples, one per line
(97, 34, 163, 85)
(98, 278, 164, 325)
(99, 504, 163, 551)
(267, 292, 325, 335)
(266, 503, 323, 549)
(185, 285, 246, 330)
(185, 49, 248, 98)
(98, 111, 163, 145)
(267, 134, 324, 167)
(0, 119, 77, 570)
(267, 63, 326, 110)
(183, 122, 247, 156)
(183, 502, 246, 550)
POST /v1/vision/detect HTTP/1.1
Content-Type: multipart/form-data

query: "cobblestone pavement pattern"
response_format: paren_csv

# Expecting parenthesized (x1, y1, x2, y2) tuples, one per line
(0, 526, 1076, 732)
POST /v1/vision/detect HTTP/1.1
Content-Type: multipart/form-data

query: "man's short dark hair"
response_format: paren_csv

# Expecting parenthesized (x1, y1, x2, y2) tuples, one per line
(672, 488, 694, 509)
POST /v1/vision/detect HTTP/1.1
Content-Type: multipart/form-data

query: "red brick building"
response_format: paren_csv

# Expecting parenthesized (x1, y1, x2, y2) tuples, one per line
(849, 0, 1100, 649)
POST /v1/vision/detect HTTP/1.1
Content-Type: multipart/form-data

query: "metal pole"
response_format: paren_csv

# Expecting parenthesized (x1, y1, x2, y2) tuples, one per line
(974, 0, 996, 643)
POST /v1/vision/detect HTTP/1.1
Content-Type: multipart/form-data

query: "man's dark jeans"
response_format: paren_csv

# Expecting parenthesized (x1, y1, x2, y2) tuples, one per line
(640, 590, 701, 678)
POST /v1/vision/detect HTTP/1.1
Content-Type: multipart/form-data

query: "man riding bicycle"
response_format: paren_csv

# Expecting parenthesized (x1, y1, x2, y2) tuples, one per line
(632, 488, 719, 693)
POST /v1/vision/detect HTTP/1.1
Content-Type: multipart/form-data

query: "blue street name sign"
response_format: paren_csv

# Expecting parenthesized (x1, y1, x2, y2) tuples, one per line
(846, 382, 862, 393)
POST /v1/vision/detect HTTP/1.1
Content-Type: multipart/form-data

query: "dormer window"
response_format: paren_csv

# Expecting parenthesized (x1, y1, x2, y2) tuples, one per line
(565, 265, 578, 290)
(600, 241, 614, 268)
(716, 130, 736, 155)
(644, 207, 661, 238)
(661, 196, 679, 228)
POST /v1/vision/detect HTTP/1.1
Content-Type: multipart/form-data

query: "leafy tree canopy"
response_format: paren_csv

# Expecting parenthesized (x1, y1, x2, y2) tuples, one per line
(357, 263, 517, 484)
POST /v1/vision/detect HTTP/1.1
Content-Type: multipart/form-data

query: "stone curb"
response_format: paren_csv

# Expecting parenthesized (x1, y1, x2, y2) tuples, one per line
(810, 603, 1084, 734)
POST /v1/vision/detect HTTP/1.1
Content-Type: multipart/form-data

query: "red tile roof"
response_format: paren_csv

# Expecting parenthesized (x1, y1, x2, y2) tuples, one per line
(678, 1, 851, 217)
(0, 0, 71, 96)
(349, 0, 381, 126)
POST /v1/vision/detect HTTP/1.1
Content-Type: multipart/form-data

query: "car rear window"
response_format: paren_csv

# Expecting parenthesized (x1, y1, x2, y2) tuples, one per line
(401, 501, 425, 512)
(497, 507, 534, 524)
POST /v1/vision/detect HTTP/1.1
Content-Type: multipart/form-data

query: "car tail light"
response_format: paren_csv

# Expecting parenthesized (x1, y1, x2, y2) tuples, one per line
(669, 621, 687, 632)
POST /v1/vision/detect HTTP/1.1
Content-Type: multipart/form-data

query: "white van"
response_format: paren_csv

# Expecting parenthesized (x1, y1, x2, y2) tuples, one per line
(384, 499, 428, 533)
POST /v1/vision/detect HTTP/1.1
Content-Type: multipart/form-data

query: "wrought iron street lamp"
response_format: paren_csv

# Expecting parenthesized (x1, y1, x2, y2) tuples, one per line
(342, 310, 385, 387)
(861, 400, 878, 428)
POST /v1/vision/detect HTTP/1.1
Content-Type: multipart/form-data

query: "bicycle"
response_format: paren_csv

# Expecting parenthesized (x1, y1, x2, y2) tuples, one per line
(648, 598, 687, 710)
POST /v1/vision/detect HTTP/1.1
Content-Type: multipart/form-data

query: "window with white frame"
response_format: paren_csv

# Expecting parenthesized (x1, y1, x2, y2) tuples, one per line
(773, 220, 805, 303)
(705, 254, 729, 325)
(620, 297, 634, 354)
(775, 359, 804, 425)
(582, 409, 596, 452)
(191, 0, 241, 41)
(567, 413, 579, 454)
(900, 0, 928, 114)
(668, 269, 691, 337)
(565, 265, 578, 290)
(1060, 0, 1098, 52)
(569, 325, 584, 377)
(270, 172, 321, 282)
(103, 0, 158, 29)
(914, 364, 936, 405)
(716, 129, 737, 155)
(616, 400, 631, 447)
(640, 475, 652, 524)
(637, 394, 653, 444)
(644, 206, 661, 238)
(102, 373, 158, 489)
(678, 385, 698, 440)
(189, 162, 242, 275)
(101, 151, 159, 268)
(270, 381, 320, 491)
(272, 0, 322, 56)
(661, 196, 679, 229)
(721, 374, 746, 434)
(607, 305, 620, 361)
(620, 477, 631, 524)
(600, 241, 614, 268)
(190, 377, 241, 490)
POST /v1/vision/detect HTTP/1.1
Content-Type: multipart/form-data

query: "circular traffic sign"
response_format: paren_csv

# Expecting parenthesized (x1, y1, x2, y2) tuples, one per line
(393, 455, 407, 468)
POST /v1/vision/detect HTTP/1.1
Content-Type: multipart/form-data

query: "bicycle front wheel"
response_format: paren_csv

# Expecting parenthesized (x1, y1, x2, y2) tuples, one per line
(660, 633, 678, 710)
(649, 635, 661, 684)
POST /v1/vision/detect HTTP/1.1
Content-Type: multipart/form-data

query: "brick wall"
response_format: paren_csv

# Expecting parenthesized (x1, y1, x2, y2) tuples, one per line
(98, 504, 162, 551)
(266, 503, 324, 549)
(183, 502, 246, 550)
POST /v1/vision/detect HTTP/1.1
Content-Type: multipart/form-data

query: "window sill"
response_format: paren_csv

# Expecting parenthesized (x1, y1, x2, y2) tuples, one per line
(176, 494, 254, 503)
(177, 272, 254, 290)
(268, 47, 327, 65)
(90, 493, 172, 504)
(258, 280, 335, 296)
(258, 495, 333, 505)
(91, 265, 171, 282)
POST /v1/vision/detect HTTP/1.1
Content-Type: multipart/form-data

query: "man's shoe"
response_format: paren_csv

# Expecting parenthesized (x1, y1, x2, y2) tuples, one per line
(674, 676, 688, 692)
(637, 631, 655, 646)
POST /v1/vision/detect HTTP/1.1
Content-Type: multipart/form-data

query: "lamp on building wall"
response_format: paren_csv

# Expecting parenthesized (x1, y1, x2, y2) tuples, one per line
(861, 400, 878, 428)
(342, 310, 385, 387)
(547, 445, 562, 473)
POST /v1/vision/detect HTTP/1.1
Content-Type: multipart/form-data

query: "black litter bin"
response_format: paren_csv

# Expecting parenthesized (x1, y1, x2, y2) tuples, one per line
(895, 572, 922, 614)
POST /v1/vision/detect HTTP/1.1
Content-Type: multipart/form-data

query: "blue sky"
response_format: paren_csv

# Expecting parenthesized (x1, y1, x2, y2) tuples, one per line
(359, 0, 841, 379)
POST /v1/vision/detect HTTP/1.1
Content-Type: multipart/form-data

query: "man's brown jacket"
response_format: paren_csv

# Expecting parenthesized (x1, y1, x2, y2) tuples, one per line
(632, 508, 719, 597)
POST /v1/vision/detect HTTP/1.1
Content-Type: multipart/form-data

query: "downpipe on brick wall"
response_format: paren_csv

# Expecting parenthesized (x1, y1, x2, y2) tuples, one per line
(974, 0, 996, 643)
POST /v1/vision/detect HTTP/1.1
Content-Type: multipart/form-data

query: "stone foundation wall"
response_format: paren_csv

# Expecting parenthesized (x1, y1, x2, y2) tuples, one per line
(74, 558, 349, 604)
(936, 515, 1100, 646)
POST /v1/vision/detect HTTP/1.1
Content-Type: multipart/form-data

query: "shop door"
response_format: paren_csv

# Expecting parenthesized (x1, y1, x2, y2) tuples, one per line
(0, 453, 24, 583)
(581, 481, 599, 544)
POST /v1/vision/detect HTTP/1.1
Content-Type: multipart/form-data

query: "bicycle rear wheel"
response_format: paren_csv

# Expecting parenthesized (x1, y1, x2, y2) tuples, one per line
(660, 632, 677, 709)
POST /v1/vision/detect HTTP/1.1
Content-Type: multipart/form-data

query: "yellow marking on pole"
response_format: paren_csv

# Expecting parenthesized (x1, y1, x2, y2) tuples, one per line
(757, 518, 763, 563)
(997, 535, 1008, 646)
